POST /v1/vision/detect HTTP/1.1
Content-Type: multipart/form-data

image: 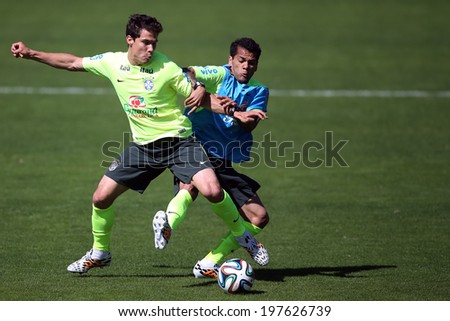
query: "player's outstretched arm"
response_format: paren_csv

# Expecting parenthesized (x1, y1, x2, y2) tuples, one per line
(11, 41, 85, 71)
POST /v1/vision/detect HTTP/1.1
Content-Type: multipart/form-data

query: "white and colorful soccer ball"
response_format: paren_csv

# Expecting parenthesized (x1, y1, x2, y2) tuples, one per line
(217, 258, 255, 294)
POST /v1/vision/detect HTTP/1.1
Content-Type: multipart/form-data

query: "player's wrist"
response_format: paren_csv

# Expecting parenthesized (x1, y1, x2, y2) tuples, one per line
(192, 81, 205, 90)
(227, 107, 236, 117)
(227, 106, 245, 117)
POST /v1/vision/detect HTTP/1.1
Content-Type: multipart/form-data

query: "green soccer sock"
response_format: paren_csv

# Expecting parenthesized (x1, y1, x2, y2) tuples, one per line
(243, 221, 263, 236)
(205, 221, 263, 263)
(166, 189, 193, 230)
(92, 205, 115, 251)
(210, 190, 245, 237)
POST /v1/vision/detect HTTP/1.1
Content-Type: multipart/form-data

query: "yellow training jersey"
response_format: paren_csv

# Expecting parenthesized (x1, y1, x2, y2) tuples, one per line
(83, 51, 193, 144)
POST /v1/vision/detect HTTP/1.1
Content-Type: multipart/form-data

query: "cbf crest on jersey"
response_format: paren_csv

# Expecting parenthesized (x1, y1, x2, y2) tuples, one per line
(143, 77, 154, 91)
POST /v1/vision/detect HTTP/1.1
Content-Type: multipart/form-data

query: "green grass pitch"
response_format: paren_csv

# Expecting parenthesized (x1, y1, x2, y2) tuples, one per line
(0, 0, 449, 301)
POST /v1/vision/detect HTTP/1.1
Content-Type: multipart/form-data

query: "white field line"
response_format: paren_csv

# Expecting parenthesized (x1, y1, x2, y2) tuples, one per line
(270, 89, 450, 98)
(0, 86, 450, 98)
(0, 86, 112, 95)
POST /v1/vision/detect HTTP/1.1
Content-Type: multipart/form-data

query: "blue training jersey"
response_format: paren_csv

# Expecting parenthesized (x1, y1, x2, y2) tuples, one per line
(187, 65, 269, 163)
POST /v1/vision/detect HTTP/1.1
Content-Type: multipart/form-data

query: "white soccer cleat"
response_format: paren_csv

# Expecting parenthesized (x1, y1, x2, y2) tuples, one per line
(67, 249, 112, 274)
(193, 260, 220, 279)
(235, 230, 269, 266)
(153, 210, 171, 249)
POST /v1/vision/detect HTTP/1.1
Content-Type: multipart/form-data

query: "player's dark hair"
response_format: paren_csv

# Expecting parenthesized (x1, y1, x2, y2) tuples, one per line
(230, 37, 262, 60)
(126, 14, 163, 39)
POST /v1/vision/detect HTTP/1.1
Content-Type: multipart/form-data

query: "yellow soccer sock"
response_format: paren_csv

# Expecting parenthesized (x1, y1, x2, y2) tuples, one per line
(205, 232, 235, 264)
(205, 222, 263, 263)
(92, 205, 115, 251)
(210, 190, 245, 237)
(243, 221, 263, 236)
(166, 189, 193, 230)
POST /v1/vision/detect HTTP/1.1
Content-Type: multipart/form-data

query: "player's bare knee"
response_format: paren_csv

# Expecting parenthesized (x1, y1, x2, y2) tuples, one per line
(252, 214, 269, 229)
(201, 184, 223, 203)
(92, 191, 113, 209)
(245, 207, 269, 228)
(260, 211, 270, 227)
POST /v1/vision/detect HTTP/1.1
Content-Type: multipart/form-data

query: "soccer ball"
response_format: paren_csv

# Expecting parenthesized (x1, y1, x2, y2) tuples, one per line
(217, 258, 255, 294)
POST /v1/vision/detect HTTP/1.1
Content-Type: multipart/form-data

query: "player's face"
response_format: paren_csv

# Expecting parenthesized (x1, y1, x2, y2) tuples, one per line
(228, 46, 258, 84)
(127, 29, 158, 66)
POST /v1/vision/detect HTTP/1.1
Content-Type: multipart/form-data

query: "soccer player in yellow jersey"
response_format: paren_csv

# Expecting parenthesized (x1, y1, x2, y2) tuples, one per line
(10, 14, 268, 273)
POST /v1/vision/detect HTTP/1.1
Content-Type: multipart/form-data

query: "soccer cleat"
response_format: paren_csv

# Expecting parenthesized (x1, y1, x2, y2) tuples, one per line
(193, 260, 220, 279)
(67, 249, 112, 274)
(153, 210, 171, 249)
(235, 230, 269, 266)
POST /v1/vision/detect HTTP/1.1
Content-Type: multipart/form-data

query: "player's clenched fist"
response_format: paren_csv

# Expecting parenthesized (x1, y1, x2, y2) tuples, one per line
(11, 42, 30, 59)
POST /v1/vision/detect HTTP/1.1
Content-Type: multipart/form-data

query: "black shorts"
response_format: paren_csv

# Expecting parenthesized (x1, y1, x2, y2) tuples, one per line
(175, 156, 261, 208)
(105, 136, 212, 193)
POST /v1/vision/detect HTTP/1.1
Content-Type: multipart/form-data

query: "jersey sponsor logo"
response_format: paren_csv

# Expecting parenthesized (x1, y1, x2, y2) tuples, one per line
(129, 95, 146, 108)
(120, 64, 131, 71)
(198, 66, 219, 75)
(89, 54, 104, 60)
(124, 97, 158, 118)
(124, 105, 158, 118)
(140, 67, 154, 74)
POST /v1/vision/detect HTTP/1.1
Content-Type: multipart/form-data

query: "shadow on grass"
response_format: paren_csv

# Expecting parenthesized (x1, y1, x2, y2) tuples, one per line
(82, 265, 396, 282)
(256, 265, 397, 282)
(83, 273, 192, 278)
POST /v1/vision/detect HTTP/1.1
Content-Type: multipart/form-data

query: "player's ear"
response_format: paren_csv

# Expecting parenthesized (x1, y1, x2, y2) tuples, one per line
(228, 55, 233, 65)
(126, 35, 134, 47)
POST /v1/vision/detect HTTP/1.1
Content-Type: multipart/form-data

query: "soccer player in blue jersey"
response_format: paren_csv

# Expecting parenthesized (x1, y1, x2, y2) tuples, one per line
(152, 38, 270, 278)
